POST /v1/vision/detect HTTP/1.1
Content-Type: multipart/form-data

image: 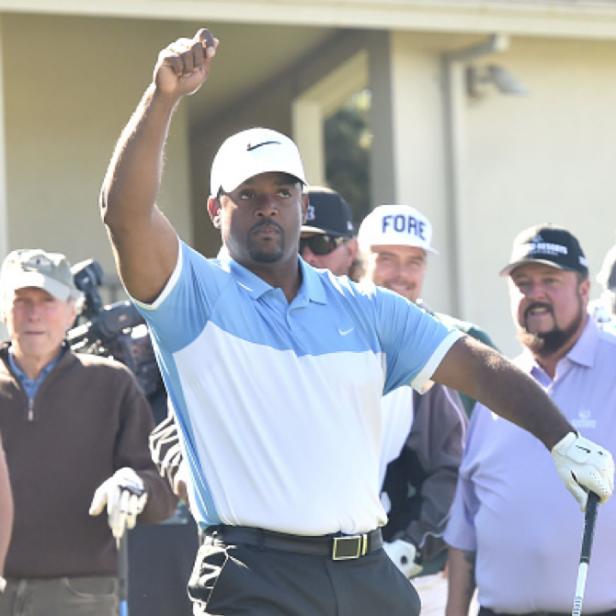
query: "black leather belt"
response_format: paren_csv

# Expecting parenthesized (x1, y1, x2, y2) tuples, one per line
(204, 526, 383, 561)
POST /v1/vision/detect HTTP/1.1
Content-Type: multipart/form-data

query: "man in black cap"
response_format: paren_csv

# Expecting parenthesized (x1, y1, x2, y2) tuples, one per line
(299, 186, 359, 277)
(445, 223, 616, 616)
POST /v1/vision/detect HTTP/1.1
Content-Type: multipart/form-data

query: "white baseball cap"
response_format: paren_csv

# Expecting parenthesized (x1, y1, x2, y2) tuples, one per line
(210, 127, 307, 196)
(357, 205, 439, 254)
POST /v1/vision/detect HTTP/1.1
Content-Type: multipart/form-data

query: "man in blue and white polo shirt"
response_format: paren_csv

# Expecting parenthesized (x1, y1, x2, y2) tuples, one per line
(100, 28, 615, 616)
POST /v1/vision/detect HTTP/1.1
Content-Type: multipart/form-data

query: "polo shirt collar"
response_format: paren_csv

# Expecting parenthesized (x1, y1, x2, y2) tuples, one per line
(298, 257, 327, 305)
(518, 316, 598, 374)
(8, 344, 66, 397)
(227, 256, 327, 305)
(565, 316, 599, 369)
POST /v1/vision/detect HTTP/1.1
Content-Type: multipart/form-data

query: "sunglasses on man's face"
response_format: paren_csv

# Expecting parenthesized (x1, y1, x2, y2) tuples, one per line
(299, 234, 347, 256)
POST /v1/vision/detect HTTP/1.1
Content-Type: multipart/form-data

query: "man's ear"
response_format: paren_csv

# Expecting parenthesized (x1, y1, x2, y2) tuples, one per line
(579, 276, 591, 304)
(300, 193, 309, 224)
(208, 197, 222, 229)
(346, 238, 358, 263)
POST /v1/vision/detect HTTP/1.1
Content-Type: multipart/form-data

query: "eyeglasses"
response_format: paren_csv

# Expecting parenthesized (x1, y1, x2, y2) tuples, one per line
(299, 234, 347, 256)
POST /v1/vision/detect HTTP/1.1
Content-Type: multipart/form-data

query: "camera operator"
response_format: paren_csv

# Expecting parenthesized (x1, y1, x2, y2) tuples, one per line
(0, 248, 177, 616)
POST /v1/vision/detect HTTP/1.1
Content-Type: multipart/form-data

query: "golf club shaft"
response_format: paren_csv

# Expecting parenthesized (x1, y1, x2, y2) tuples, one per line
(118, 532, 129, 616)
(572, 491, 600, 616)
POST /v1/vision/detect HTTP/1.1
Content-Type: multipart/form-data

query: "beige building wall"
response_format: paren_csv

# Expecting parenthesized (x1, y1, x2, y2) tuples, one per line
(462, 36, 616, 356)
(2, 14, 194, 296)
(0, 10, 615, 360)
(387, 32, 454, 322)
(366, 30, 616, 357)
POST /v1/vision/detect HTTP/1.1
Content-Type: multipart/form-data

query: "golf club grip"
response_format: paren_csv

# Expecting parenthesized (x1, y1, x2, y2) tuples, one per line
(581, 491, 599, 564)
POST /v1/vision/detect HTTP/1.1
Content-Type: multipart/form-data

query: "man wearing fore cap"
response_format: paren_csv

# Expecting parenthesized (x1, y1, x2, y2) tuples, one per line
(445, 223, 616, 616)
(356, 204, 496, 609)
(0, 249, 177, 614)
(358, 204, 497, 415)
(100, 27, 614, 616)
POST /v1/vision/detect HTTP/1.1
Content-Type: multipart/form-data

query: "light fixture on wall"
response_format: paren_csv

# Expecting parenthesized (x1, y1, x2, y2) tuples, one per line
(466, 64, 529, 98)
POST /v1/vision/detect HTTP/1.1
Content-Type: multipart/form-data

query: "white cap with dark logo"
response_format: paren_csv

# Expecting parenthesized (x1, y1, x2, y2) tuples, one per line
(500, 223, 588, 277)
(357, 205, 439, 254)
(0, 249, 81, 302)
(210, 127, 307, 197)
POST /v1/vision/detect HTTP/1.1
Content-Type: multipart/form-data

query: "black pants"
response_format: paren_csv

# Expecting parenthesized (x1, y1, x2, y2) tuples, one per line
(480, 607, 616, 616)
(128, 511, 199, 616)
(188, 537, 420, 616)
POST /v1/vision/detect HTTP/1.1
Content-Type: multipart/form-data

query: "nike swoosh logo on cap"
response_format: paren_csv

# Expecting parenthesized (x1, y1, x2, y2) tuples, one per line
(247, 140, 280, 151)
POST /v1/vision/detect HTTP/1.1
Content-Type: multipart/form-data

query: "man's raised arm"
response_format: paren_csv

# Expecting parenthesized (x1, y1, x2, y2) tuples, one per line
(432, 335, 615, 509)
(100, 29, 218, 303)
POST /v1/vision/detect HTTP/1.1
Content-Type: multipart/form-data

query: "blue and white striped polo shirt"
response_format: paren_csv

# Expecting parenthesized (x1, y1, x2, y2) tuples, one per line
(135, 241, 460, 535)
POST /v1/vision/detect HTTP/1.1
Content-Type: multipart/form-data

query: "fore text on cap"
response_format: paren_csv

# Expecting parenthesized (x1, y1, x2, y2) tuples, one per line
(382, 215, 426, 240)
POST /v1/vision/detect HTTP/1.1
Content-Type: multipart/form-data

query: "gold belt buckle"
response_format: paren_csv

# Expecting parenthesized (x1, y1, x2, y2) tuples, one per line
(331, 533, 368, 560)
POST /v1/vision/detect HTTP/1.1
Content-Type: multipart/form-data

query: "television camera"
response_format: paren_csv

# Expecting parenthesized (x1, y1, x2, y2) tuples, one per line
(66, 258, 163, 398)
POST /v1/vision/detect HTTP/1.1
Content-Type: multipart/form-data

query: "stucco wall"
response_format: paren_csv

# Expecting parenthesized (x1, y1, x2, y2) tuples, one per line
(1, 12, 615, 360)
(2, 13, 194, 297)
(462, 36, 616, 355)
(373, 31, 616, 357)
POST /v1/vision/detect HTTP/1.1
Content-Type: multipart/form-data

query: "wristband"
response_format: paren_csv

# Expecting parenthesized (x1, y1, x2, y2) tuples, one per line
(0, 575, 6, 593)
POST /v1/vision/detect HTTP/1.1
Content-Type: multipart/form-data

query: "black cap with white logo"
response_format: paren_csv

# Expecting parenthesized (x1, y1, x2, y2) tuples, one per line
(301, 186, 355, 238)
(500, 223, 589, 277)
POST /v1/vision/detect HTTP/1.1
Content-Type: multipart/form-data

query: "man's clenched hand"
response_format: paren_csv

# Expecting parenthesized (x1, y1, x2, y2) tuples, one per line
(154, 28, 218, 99)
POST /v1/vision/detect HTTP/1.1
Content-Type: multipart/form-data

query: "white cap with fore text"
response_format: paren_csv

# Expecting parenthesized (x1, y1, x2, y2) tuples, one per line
(357, 205, 439, 254)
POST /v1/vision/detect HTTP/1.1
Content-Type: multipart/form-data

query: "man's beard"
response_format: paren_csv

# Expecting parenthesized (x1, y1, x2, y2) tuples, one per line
(518, 296, 585, 358)
(246, 221, 286, 263)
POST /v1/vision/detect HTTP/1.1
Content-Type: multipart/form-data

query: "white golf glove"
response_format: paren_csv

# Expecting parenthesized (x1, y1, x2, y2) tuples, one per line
(383, 539, 423, 578)
(89, 467, 148, 540)
(551, 432, 615, 510)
